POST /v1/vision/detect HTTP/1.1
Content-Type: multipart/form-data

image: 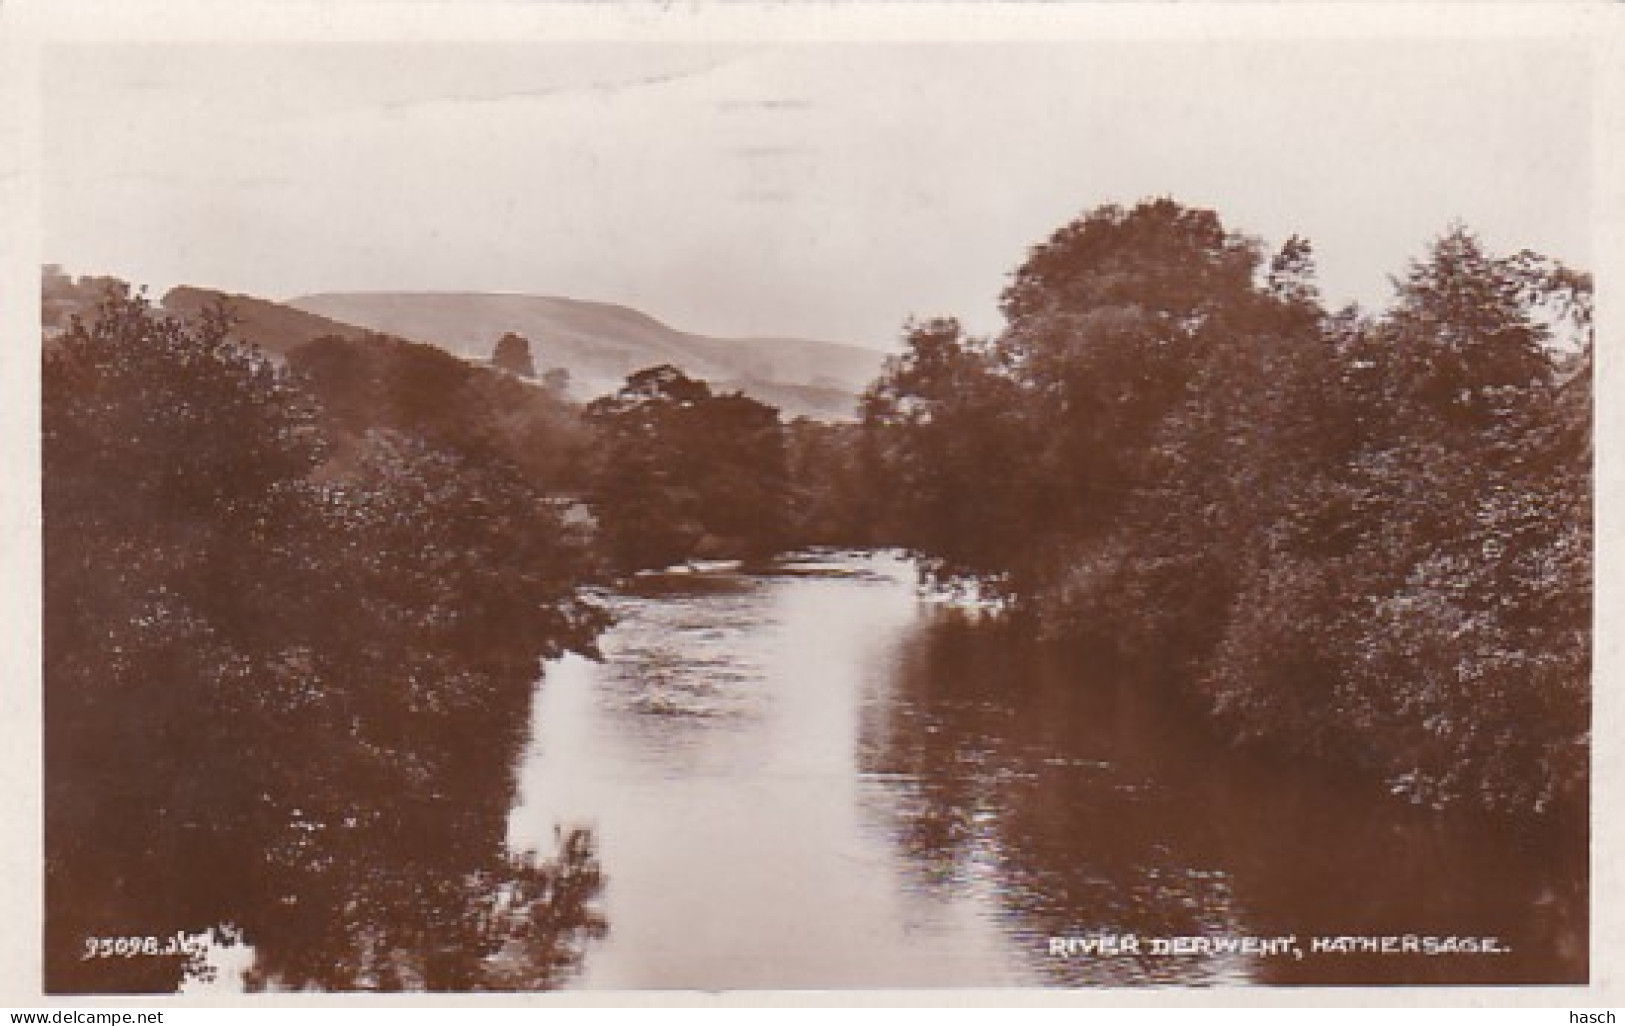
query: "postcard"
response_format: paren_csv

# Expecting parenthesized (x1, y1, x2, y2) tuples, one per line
(2, 0, 1619, 1008)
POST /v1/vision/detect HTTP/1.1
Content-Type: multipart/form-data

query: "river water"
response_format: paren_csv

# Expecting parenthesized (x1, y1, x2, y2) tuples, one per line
(507, 550, 1585, 989)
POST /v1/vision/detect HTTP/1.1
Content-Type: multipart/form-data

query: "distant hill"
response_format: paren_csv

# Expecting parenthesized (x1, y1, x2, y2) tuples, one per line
(286, 291, 887, 419)
(162, 286, 377, 354)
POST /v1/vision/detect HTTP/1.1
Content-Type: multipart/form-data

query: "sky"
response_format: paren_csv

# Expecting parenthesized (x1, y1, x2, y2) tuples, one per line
(43, 37, 1593, 349)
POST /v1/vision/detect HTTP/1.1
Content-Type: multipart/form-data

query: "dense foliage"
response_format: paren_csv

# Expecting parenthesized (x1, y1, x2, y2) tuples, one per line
(585, 364, 791, 571)
(44, 290, 608, 992)
(782, 416, 887, 548)
(288, 332, 591, 494)
(861, 199, 1591, 819)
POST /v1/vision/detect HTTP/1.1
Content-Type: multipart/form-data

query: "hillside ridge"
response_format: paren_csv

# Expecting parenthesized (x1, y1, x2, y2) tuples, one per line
(287, 290, 887, 420)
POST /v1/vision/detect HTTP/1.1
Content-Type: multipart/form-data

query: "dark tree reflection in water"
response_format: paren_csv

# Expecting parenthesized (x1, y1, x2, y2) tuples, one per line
(237, 826, 607, 992)
(858, 607, 1586, 986)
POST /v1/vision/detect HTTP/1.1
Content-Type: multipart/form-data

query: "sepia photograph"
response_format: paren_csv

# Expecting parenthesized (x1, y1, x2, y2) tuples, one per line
(4, 0, 1616, 1003)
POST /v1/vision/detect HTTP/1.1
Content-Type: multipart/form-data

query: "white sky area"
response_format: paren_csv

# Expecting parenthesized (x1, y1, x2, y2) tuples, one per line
(44, 40, 1592, 348)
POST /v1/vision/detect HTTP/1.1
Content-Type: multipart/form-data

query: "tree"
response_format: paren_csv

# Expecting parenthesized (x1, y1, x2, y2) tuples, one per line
(783, 418, 883, 547)
(542, 366, 572, 397)
(492, 331, 537, 378)
(1315, 230, 1590, 815)
(586, 365, 789, 570)
(1000, 199, 1268, 540)
(860, 318, 1038, 591)
(865, 201, 1285, 639)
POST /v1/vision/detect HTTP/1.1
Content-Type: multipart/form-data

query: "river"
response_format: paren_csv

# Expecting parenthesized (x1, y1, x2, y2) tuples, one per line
(507, 550, 1586, 989)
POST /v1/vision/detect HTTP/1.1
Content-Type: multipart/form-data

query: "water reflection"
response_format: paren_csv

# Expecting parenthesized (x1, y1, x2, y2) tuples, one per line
(857, 614, 1250, 985)
(234, 824, 608, 992)
(862, 608, 1587, 985)
(513, 552, 1585, 988)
